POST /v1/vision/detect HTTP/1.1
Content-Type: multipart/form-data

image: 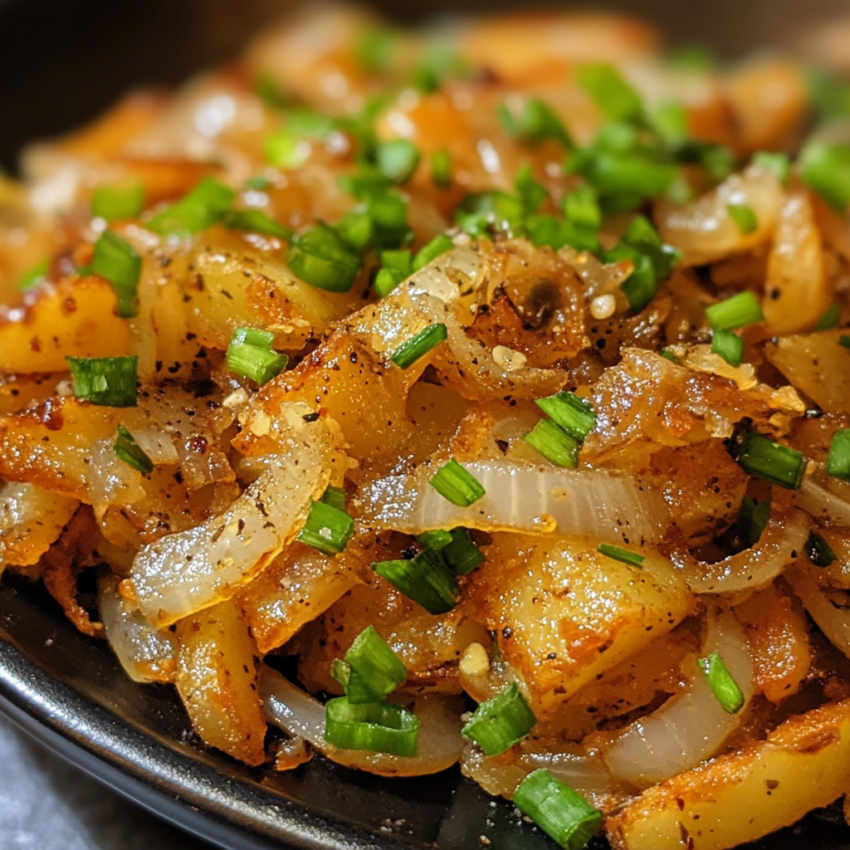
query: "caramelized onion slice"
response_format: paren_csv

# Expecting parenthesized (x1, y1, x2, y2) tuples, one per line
(786, 564, 850, 658)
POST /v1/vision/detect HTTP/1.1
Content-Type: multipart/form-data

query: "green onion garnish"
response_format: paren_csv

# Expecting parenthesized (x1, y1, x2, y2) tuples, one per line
(222, 209, 292, 240)
(575, 62, 643, 124)
(738, 495, 770, 546)
(456, 190, 525, 238)
(442, 528, 485, 575)
(374, 268, 404, 298)
(113, 425, 153, 475)
(738, 432, 805, 490)
(390, 323, 447, 369)
(697, 651, 744, 714)
(526, 215, 601, 254)
(598, 543, 644, 567)
(727, 202, 758, 235)
(648, 101, 688, 143)
(705, 291, 764, 331)
(806, 531, 837, 568)
(612, 249, 657, 312)
(826, 429, 850, 480)
(461, 683, 537, 756)
(146, 177, 235, 237)
(287, 223, 361, 292)
(355, 26, 398, 74)
(297, 500, 354, 556)
(321, 485, 347, 512)
(376, 139, 421, 185)
(523, 419, 579, 468)
(431, 148, 452, 189)
(513, 770, 603, 850)
(372, 548, 461, 615)
(335, 207, 374, 252)
(381, 249, 412, 278)
(752, 151, 791, 186)
(562, 185, 602, 230)
(16, 258, 49, 292)
(660, 348, 680, 363)
(67, 356, 138, 407)
(412, 234, 453, 271)
(498, 98, 572, 148)
(226, 326, 288, 385)
(265, 128, 307, 169)
(91, 231, 142, 318)
(800, 139, 850, 212)
(622, 215, 681, 282)
(841, 335, 850, 350)
(514, 164, 548, 215)
(711, 328, 744, 367)
(415, 529, 453, 551)
(429, 458, 485, 507)
(331, 625, 407, 704)
(535, 392, 596, 443)
(92, 182, 145, 221)
(323, 697, 419, 756)
(244, 175, 271, 191)
(815, 303, 841, 331)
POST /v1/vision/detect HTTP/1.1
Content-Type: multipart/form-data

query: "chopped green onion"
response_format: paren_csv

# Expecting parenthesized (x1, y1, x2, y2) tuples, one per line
(727, 202, 758, 235)
(222, 209, 291, 240)
(622, 215, 681, 282)
(390, 323, 447, 369)
(738, 495, 771, 546)
(324, 697, 419, 756)
(335, 207, 373, 251)
(376, 139, 421, 185)
(705, 291, 764, 331)
(226, 326, 288, 385)
(366, 190, 411, 249)
(660, 348, 680, 363)
(841, 335, 850, 350)
(456, 190, 525, 238)
(91, 231, 142, 318)
(605, 247, 656, 312)
(598, 543, 644, 567)
(523, 419, 579, 468)
(355, 26, 398, 74)
(442, 528, 485, 575)
(413, 234, 454, 271)
(535, 392, 596, 442)
(648, 101, 688, 143)
(113, 425, 153, 475)
(431, 148, 452, 189)
(92, 182, 144, 221)
(526, 215, 600, 254)
(461, 683, 537, 756)
(67, 356, 138, 407)
(415, 529, 453, 551)
(752, 151, 791, 187)
(800, 139, 850, 212)
(412, 45, 469, 93)
(146, 177, 235, 237)
(332, 625, 407, 704)
(513, 769, 603, 850)
(697, 651, 744, 714)
(321, 485, 347, 512)
(826, 429, 850, 481)
(244, 175, 271, 191)
(287, 223, 361, 292)
(498, 98, 572, 149)
(711, 328, 744, 367)
(372, 548, 460, 615)
(738, 432, 805, 490)
(514, 164, 548, 215)
(429, 458, 485, 507)
(265, 128, 308, 169)
(806, 531, 837, 568)
(374, 268, 404, 298)
(381, 249, 412, 277)
(16, 259, 49, 292)
(562, 185, 602, 230)
(575, 62, 643, 124)
(815, 303, 841, 331)
(297, 500, 355, 555)
(669, 45, 716, 72)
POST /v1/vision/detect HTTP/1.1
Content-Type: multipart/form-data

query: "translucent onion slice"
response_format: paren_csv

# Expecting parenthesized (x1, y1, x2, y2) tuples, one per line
(127, 428, 180, 466)
(131, 403, 343, 626)
(600, 609, 754, 789)
(794, 478, 850, 527)
(669, 507, 808, 594)
(261, 666, 464, 777)
(360, 461, 669, 546)
(98, 575, 176, 684)
(786, 564, 850, 658)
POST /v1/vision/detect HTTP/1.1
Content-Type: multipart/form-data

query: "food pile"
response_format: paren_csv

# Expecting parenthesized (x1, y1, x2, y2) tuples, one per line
(4, 6, 850, 849)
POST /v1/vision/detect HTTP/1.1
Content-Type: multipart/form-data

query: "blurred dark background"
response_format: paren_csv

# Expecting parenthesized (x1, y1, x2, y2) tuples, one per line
(2, 0, 850, 171)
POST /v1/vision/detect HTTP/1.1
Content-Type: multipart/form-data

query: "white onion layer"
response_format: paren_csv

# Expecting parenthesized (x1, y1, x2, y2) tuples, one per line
(360, 461, 669, 546)
(786, 565, 850, 658)
(794, 478, 850, 527)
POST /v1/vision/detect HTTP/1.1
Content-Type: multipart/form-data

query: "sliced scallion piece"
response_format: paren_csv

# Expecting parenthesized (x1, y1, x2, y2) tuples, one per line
(800, 139, 850, 212)
(660, 348, 680, 363)
(92, 231, 142, 318)
(523, 419, 579, 468)
(92, 182, 145, 221)
(414, 529, 453, 551)
(321, 485, 347, 512)
(738, 495, 770, 546)
(297, 500, 355, 555)
(372, 549, 461, 615)
(16, 258, 48, 291)
(113, 425, 153, 475)
(331, 625, 407, 704)
(442, 528, 484, 575)
(376, 139, 421, 185)
(815, 303, 841, 331)
(535, 392, 596, 443)
(265, 128, 308, 169)
(697, 651, 744, 714)
(727, 202, 758, 234)
(323, 697, 419, 756)
(752, 151, 791, 186)
(826, 429, 850, 481)
(287, 223, 361, 292)
(562, 185, 602, 230)
(413, 234, 454, 271)
(461, 683, 537, 756)
(429, 458, 485, 507)
(146, 177, 234, 237)
(67, 356, 138, 407)
(390, 323, 447, 369)
(335, 208, 374, 252)
(616, 250, 657, 312)
(705, 291, 764, 331)
(498, 98, 572, 149)
(737, 432, 805, 490)
(575, 62, 643, 124)
(222, 209, 292, 240)
(513, 769, 603, 850)
(431, 148, 452, 189)
(806, 531, 837, 567)
(711, 328, 744, 367)
(598, 543, 644, 567)
(226, 326, 288, 385)
(841, 335, 850, 350)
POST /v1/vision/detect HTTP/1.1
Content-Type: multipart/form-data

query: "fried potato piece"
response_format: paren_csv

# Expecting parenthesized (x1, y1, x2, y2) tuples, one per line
(175, 600, 267, 766)
(607, 698, 850, 850)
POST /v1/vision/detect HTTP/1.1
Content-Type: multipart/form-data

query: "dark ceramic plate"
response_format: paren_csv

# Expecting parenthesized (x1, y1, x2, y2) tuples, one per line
(3, 1, 850, 848)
